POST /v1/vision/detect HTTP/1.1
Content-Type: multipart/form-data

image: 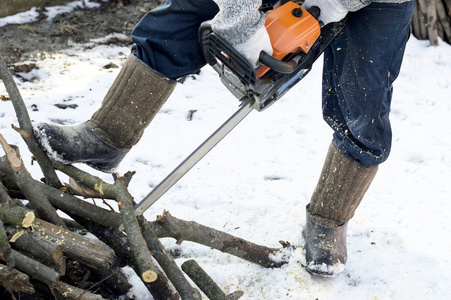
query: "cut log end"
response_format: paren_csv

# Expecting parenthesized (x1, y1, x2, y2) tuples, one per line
(142, 270, 158, 283)
(22, 211, 35, 228)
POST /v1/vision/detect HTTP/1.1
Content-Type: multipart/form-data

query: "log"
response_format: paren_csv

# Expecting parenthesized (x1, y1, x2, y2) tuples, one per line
(0, 263, 34, 294)
(427, 0, 439, 45)
(31, 218, 117, 271)
(0, 203, 35, 227)
(436, 0, 451, 42)
(53, 281, 106, 300)
(7, 226, 66, 274)
(181, 260, 244, 300)
(3, 249, 60, 285)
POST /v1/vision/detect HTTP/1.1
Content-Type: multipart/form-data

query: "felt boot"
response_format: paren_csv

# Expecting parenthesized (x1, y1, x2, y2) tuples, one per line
(34, 55, 176, 172)
(303, 142, 378, 277)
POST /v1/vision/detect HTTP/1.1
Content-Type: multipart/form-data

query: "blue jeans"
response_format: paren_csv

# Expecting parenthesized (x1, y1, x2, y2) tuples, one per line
(131, 0, 414, 167)
(323, 1, 415, 167)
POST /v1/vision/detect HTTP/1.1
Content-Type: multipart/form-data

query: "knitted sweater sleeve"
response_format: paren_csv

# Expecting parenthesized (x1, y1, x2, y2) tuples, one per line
(339, 0, 412, 11)
(211, 0, 266, 44)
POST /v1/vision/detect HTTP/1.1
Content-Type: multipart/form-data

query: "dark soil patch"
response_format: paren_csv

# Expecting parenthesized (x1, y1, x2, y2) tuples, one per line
(0, 0, 161, 65)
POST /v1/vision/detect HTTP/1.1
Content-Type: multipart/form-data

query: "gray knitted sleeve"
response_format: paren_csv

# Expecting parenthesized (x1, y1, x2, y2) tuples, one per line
(211, 0, 266, 44)
(339, 0, 412, 11)
(210, 0, 412, 44)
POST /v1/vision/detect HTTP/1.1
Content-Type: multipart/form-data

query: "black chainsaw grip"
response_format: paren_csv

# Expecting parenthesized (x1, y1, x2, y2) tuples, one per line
(259, 51, 297, 74)
(199, 21, 218, 66)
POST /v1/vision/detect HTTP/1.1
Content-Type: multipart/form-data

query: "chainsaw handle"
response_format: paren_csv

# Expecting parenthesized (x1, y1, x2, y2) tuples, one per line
(259, 51, 297, 74)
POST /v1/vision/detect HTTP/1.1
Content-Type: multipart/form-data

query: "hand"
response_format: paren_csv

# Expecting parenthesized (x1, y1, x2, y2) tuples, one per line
(302, 0, 348, 26)
(232, 25, 273, 68)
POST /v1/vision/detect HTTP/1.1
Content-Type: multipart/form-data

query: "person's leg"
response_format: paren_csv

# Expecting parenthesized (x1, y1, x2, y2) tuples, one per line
(34, 0, 219, 172)
(304, 1, 415, 277)
(132, 0, 219, 80)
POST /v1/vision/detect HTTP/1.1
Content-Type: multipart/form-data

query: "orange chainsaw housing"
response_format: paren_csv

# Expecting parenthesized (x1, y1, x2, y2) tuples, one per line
(256, 2, 320, 78)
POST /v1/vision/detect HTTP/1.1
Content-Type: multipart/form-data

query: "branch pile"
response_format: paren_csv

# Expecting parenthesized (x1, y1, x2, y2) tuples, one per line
(0, 56, 289, 299)
(412, 0, 451, 46)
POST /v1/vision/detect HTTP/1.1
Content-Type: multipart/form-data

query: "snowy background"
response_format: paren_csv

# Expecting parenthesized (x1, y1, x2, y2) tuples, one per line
(1, 2, 451, 299)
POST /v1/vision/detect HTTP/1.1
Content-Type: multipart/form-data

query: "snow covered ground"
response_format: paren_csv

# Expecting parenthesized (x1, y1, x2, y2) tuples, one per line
(1, 3, 451, 299)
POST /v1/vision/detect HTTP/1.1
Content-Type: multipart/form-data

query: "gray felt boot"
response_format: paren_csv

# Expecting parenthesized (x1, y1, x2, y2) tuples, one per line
(34, 55, 176, 172)
(303, 142, 378, 277)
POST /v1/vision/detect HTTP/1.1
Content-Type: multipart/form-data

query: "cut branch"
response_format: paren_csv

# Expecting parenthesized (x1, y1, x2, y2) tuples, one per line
(31, 218, 117, 271)
(138, 216, 202, 300)
(0, 140, 66, 228)
(0, 202, 35, 227)
(182, 259, 244, 300)
(4, 249, 60, 285)
(152, 211, 285, 268)
(0, 56, 61, 188)
(6, 226, 66, 274)
(114, 174, 179, 300)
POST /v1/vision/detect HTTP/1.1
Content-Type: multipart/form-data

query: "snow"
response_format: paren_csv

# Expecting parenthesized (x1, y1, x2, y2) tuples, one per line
(1, 4, 451, 300)
(0, 0, 100, 27)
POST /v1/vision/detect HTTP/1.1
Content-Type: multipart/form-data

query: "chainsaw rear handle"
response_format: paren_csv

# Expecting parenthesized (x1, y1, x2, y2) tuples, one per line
(258, 51, 297, 74)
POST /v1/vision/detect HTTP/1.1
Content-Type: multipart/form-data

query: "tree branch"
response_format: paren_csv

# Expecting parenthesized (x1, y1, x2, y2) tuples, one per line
(0, 139, 66, 228)
(0, 55, 61, 188)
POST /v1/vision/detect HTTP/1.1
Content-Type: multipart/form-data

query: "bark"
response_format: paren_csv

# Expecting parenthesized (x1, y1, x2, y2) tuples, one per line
(0, 180, 9, 204)
(0, 263, 35, 294)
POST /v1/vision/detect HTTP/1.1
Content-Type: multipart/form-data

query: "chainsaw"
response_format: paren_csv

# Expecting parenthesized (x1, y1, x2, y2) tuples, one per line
(130, 1, 347, 219)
